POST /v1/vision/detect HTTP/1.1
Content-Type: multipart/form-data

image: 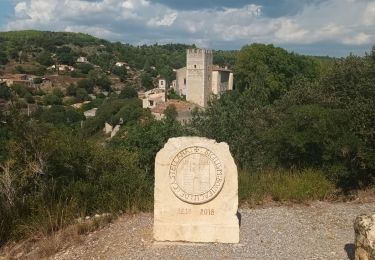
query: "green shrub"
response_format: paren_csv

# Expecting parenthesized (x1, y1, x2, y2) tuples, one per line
(0, 85, 11, 100)
(43, 94, 62, 105)
(24, 92, 35, 104)
(239, 169, 335, 205)
(33, 77, 43, 84)
(118, 86, 137, 99)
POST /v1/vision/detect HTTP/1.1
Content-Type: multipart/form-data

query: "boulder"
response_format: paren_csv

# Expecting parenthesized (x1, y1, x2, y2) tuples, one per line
(354, 213, 375, 260)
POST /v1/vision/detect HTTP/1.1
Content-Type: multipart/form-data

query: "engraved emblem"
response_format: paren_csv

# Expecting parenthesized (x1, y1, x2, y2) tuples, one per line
(169, 146, 225, 204)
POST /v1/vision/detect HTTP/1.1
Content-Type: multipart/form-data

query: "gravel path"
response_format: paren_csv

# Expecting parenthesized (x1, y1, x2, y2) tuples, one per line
(51, 201, 375, 260)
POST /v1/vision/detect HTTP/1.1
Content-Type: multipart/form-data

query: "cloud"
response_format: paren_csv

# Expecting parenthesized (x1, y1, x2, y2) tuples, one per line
(343, 32, 372, 45)
(147, 12, 177, 27)
(2, 0, 375, 56)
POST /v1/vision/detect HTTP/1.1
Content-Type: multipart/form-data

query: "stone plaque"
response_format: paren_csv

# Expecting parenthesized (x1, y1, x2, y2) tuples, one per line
(154, 137, 239, 243)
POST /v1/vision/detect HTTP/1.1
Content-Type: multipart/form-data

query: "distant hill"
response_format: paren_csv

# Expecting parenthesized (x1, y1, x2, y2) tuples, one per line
(0, 30, 238, 83)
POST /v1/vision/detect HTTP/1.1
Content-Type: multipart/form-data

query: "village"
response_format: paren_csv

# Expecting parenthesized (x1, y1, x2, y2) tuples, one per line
(0, 47, 233, 138)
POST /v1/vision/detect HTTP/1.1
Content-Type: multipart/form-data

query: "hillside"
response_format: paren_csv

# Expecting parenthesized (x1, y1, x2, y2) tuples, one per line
(0, 30, 374, 253)
(0, 30, 237, 83)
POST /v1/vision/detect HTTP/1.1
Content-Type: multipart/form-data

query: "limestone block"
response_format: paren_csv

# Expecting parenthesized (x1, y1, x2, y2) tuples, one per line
(354, 214, 375, 260)
(110, 125, 120, 138)
(154, 137, 239, 243)
(104, 122, 113, 135)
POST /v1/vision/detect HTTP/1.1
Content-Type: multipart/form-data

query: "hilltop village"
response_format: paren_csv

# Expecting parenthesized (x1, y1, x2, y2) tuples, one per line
(142, 48, 233, 118)
(0, 32, 234, 139)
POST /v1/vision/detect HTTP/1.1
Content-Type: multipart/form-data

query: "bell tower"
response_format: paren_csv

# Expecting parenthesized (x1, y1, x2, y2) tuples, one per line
(186, 49, 213, 107)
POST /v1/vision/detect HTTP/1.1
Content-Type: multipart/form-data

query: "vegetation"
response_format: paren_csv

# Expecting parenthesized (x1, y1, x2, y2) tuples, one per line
(0, 31, 374, 249)
(239, 169, 335, 204)
(192, 44, 375, 191)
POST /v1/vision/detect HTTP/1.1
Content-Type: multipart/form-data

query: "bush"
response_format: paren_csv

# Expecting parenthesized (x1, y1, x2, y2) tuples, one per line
(39, 105, 84, 126)
(24, 92, 35, 104)
(12, 84, 29, 98)
(43, 94, 62, 105)
(66, 84, 77, 96)
(118, 86, 138, 99)
(0, 85, 11, 100)
(239, 169, 335, 205)
(33, 77, 43, 84)
(0, 120, 152, 245)
(77, 79, 94, 93)
(36, 52, 54, 66)
(52, 88, 64, 98)
(76, 63, 94, 74)
(75, 88, 89, 102)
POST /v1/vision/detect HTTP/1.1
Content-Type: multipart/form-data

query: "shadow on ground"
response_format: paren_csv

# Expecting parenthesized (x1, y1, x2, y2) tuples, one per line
(237, 211, 242, 227)
(344, 243, 355, 260)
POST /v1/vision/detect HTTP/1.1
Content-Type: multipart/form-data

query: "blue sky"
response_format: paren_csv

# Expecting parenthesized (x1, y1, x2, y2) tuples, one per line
(0, 0, 374, 57)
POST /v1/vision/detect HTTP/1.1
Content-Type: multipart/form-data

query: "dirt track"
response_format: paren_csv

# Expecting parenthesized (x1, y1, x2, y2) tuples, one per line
(46, 200, 375, 260)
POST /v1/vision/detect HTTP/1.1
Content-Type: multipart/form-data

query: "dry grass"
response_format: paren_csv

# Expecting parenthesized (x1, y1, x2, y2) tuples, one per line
(0, 214, 114, 259)
(239, 168, 337, 207)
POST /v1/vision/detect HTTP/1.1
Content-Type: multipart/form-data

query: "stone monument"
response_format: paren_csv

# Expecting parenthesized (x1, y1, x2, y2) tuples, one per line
(154, 137, 239, 243)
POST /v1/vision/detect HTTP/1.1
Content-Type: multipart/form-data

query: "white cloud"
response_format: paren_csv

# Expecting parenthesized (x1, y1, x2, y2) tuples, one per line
(147, 12, 177, 27)
(362, 2, 375, 26)
(3, 0, 375, 54)
(343, 32, 372, 45)
(275, 20, 308, 42)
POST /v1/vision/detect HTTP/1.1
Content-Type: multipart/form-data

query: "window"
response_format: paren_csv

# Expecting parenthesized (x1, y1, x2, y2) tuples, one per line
(194, 64, 196, 68)
(160, 81, 163, 85)
(149, 100, 154, 106)
(184, 78, 186, 85)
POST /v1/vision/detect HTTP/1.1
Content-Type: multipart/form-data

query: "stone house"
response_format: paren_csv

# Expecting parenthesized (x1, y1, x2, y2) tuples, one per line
(142, 88, 166, 109)
(0, 74, 32, 87)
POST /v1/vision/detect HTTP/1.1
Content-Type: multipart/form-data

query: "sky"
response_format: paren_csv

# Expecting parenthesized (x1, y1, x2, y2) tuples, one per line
(0, 0, 375, 57)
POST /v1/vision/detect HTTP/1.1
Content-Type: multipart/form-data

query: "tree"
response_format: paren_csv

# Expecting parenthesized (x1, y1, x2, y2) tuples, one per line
(0, 51, 8, 65)
(75, 88, 89, 102)
(77, 79, 95, 93)
(39, 105, 84, 125)
(119, 86, 138, 99)
(141, 72, 153, 90)
(12, 84, 29, 98)
(43, 94, 62, 105)
(0, 85, 11, 100)
(66, 84, 77, 96)
(164, 104, 178, 121)
(109, 116, 184, 175)
(33, 77, 43, 84)
(56, 46, 76, 65)
(52, 88, 64, 98)
(235, 43, 320, 102)
(112, 66, 128, 82)
(36, 52, 54, 66)
(76, 63, 94, 74)
(24, 92, 35, 104)
(96, 75, 111, 91)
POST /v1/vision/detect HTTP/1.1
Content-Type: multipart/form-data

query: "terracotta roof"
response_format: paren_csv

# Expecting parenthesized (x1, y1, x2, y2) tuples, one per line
(151, 100, 195, 114)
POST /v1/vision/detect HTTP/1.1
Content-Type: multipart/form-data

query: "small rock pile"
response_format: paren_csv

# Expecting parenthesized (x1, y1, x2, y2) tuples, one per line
(354, 214, 375, 260)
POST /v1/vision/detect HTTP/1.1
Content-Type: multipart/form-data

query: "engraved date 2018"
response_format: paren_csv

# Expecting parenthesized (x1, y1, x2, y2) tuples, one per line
(200, 209, 215, 215)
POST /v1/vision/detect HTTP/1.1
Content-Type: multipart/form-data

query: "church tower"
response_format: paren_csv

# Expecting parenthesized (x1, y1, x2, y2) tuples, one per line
(186, 48, 213, 107)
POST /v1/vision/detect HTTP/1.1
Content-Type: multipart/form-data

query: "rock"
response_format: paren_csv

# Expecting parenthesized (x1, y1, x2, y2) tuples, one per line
(354, 213, 375, 260)
(154, 137, 239, 243)
(104, 122, 113, 135)
(110, 125, 120, 138)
